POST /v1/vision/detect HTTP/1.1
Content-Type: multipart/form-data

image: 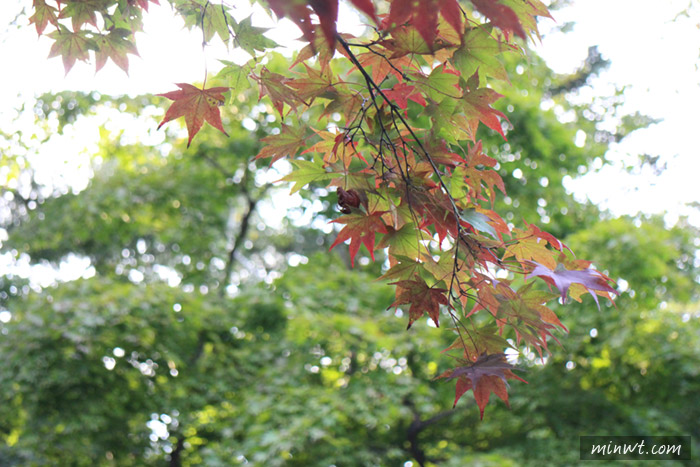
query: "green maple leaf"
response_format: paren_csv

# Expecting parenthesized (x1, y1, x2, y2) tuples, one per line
(454, 26, 508, 83)
(278, 159, 336, 194)
(58, 0, 108, 31)
(202, 4, 231, 44)
(378, 223, 423, 261)
(215, 60, 253, 102)
(460, 208, 498, 239)
(47, 25, 95, 74)
(255, 124, 307, 165)
(421, 64, 460, 103)
(95, 29, 138, 74)
(442, 323, 513, 361)
(232, 15, 278, 56)
(106, 1, 144, 31)
(377, 258, 424, 282)
(499, 0, 552, 37)
(424, 97, 476, 143)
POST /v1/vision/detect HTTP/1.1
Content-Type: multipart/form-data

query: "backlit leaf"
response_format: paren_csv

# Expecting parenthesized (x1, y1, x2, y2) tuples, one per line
(156, 83, 229, 147)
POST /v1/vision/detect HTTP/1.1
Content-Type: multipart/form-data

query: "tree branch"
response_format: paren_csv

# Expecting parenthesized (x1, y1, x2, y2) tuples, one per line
(169, 435, 186, 467)
(221, 193, 257, 296)
(403, 396, 459, 466)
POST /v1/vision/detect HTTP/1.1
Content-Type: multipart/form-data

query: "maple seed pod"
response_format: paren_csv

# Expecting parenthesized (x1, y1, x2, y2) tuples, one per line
(337, 188, 361, 214)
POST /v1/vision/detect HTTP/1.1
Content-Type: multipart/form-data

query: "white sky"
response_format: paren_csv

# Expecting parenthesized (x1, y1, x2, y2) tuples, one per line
(536, 0, 700, 226)
(1, 0, 699, 230)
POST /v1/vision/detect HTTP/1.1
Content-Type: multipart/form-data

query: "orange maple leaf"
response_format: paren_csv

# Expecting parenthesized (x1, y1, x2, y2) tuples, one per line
(157, 83, 229, 147)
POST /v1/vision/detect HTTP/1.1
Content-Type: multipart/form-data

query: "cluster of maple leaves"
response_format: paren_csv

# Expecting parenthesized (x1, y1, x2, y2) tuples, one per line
(32, 0, 618, 419)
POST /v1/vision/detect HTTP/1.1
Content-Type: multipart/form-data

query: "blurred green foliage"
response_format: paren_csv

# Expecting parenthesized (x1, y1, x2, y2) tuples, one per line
(0, 42, 698, 467)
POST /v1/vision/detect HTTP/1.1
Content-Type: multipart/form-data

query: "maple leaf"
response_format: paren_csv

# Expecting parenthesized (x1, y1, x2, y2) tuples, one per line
(266, 0, 315, 45)
(442, 323, 512, 361)
(378, 224, 424, 261)
(278, 158, 336, 194)
(292, 33, 339, 71)
(460, 208, 499, 239)
(269, 0, 376, 50)
(419, 64, 461, 104)
(423, 139, 465, 168)
(382, 82, 427, 110)
(329, 212, 388, 267)
(356, 51, 412, 85)
(47, 26, 94, 75)
(348, 0, 378, 25)
(215, 60, 254, 98)
(302, 130, 365, 166)
(232, 15, 278, 56)
(389, 275, 449, 329)
(29, 0, 58, 35)
(95, 29, 138, 74)
(157, 83, 229, 148)
(453, 25, 509, 83)
(58, 0, 105, 31)
(255, 124, 307, 165)
(288, 64, 334, 104)
(435, 353, 526, 417)
(505, 235, 556, 269)
(377, 259, 424, 282)
(387, 0, 462, 48)
(381, 25, 433, 57)
(266, 0, 337, 49)
(470, 0, 526, 40)
(523, 221, 566, 251)
(499, 0, 552, 38)
(461, 71, 508, 139)
(252, 67, 306, 116)
(308, 0, 339, 49)
(129, 0, 159, 11)
(525, 261, 619, 308)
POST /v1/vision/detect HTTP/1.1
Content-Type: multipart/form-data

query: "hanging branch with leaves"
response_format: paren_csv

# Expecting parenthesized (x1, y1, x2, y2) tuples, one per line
(31, 0, 618, 419)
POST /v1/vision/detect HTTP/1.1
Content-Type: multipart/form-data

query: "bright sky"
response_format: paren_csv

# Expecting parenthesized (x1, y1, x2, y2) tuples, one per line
(535, 0, 700, 226)
(1, 0, 699, 230)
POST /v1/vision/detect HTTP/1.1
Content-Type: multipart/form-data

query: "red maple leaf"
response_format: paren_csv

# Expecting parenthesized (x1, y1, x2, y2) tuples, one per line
(436, 353, 526, 418)
(266, 0, 315, 45)
(157, 83, 229, 147)
(329, 211, 388, 267)
(309, 0, 339, 50)
(470, 0, 526, 40)
(387, 0, 462, 48)
(383, 82, 427, 110)
(525, 261, 618, 308)
(129, 0, 159, 11)
(389, 275, 449, 329)
(267, 0, 377, 50)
